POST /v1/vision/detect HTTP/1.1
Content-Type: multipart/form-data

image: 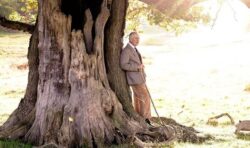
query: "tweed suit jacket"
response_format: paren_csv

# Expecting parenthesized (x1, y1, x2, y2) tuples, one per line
(120, 43, 146, 85)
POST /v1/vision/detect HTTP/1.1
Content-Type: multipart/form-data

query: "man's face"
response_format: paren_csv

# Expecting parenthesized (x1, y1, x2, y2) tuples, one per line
(130, 33, 140, 46)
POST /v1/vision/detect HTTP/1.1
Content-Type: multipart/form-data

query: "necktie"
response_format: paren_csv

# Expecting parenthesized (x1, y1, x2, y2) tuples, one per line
(135, 47, 142, 63)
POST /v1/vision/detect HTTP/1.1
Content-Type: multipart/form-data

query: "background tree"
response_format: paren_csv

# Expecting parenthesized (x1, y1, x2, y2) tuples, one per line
(0, 0, 37, 24)
(127, 0, 210, 35)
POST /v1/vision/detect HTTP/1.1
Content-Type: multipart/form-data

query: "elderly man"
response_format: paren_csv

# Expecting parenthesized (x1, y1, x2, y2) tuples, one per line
(120, 32, 151, 119)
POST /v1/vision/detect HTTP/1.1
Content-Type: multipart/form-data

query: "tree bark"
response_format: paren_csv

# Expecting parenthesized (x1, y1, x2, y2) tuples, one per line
(0, 15, 35, 33)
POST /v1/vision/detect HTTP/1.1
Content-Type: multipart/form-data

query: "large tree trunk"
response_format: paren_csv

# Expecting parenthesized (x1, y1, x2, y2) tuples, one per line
(22, 0, 140, 146)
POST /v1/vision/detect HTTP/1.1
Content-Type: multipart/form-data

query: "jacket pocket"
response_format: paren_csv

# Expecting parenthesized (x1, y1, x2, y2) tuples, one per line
(127, 71, 145, 85)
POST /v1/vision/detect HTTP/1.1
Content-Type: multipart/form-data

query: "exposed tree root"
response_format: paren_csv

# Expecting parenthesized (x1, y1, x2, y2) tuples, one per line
(207, 113, 235, 126)
(114, 116, 213, 147)
(235, 120, 250, 140)
(150, 117, 213, 143)
(136, 125, 176, 142)
(235, 120, 250, 134)
(112, 119, 176, 147)
(133, 136, 174, 148)
(0, 109, 35, 139)
(33, 142, 59, 148)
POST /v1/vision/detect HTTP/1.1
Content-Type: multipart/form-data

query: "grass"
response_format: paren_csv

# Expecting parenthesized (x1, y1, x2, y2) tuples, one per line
(0, 140, 32, 148)
(237, 132, 250, 141)
(0, 30, 29, 126)
(0, 31, 29, 90)
(1, 89, 25, 98)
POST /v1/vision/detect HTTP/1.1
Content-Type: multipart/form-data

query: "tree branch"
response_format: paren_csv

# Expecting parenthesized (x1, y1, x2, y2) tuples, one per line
(83, 9, 94, 53)
(133, 136, 175, 147)
(207, 113, 235, 126)
(0, 15, 35, 33)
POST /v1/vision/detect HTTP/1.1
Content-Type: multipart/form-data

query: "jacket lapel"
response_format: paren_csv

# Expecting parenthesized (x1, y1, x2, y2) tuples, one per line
(126, 44, 142, 64)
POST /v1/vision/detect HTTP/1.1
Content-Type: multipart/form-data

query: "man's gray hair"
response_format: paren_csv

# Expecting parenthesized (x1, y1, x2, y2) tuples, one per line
(129, 32, 138, 40)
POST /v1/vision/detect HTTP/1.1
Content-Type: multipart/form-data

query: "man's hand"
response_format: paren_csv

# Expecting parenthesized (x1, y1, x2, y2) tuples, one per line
(138, 64, 144, 71)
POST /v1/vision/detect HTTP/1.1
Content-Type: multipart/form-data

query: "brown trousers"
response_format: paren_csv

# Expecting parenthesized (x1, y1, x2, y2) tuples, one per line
(131, 83, 151, 119)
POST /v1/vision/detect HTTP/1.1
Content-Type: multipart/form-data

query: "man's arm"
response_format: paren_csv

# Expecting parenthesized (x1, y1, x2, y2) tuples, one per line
(120, 49, 140, 71)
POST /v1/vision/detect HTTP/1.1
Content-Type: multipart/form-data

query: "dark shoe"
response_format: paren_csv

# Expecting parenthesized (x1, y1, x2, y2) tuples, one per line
(145, 118, 154, 127)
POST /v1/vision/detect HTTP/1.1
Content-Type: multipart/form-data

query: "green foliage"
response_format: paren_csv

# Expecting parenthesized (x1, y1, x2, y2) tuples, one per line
(17, 0, 38, 23)
(0, 140, 32, 148)
(126, 1, 148, 32)
(126, 0, 211, 35)
(0, 0, 16, 17)
(0, 0, 37, 24)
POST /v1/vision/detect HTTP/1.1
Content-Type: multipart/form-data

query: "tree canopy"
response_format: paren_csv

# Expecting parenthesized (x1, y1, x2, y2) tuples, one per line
(0, 0, 37, 24)
(127, 0, 210, 34)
